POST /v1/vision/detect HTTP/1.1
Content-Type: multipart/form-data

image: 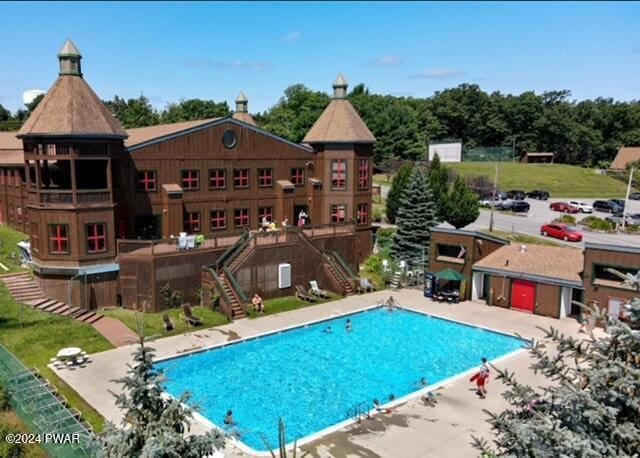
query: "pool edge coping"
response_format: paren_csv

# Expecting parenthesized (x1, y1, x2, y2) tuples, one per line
(157, 301, 530, 456)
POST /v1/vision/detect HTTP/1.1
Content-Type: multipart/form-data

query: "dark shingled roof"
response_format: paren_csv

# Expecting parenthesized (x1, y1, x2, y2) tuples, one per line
(17, 75, 127, 139)
(303, 99, 376, 144)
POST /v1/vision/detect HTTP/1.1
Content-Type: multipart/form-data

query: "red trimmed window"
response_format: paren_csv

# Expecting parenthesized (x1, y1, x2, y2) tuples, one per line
(291, 168, 305, 186)
(258, 207, 273, 223)
(234, 169, 249, 188)
(30, 223, 39, 253)
(357, 203, 368, 225)
(331, 204, 346, 223)
(7, 170, 13, 187)
(183, 211, 200, 232)
(234, 208, 249, 227)
(181, 170, 199, 190)
(331, 160, 347, 189)
(86, 223, 107, 253)
(210, 210, 227, 230)
(209, 169, 226, 190)
(358, 159, 369, 189)
(14, 171, 22, 187)
(49, 224, 69, 254)
(137, 171, 157, 192)
(258, 168, 273, 187)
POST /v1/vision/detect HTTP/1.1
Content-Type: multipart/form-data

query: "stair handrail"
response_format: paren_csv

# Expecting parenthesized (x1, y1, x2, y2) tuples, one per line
(223, 267, 249, 308)
(203, 267, 235, 318)
(214, 230, 251, 274)
(331, 251, 359, 282)
(346, 400, 371, 422)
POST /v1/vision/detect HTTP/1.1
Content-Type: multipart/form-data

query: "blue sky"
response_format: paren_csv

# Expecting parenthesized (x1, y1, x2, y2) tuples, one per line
(1, 1, 639, 113)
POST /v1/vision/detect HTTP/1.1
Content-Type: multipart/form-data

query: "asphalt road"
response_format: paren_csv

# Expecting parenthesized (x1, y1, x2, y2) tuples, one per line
(467, 198, 640, 248)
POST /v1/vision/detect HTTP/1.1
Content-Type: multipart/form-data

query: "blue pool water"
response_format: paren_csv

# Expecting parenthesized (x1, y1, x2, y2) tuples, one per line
(156, 307, 524, 451)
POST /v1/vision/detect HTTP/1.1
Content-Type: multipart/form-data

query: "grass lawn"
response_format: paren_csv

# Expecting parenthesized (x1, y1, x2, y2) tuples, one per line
(449, 162, 632, 198)
(0, 410, 47, 457)
(0, 225, 28, 273)
(0, 285, 113, 432)
(102, 306, 229, 339)
(479, 229, 565, 247)
(247, 293, 340, 318)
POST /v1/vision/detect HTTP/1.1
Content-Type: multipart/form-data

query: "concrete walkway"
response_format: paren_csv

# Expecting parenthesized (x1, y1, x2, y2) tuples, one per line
(53, 290, 594, 457)
(92, 316, 139, 347)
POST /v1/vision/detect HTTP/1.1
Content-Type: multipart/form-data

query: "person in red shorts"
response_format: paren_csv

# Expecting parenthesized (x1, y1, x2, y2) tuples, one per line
(470, 357, 490, 399)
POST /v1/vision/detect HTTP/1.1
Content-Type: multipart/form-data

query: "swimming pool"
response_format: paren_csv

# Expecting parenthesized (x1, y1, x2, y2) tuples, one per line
(156, 307, 525, 453)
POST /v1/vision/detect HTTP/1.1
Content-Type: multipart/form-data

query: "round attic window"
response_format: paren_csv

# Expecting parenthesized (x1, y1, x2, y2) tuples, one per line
(222, 129, 237, 149)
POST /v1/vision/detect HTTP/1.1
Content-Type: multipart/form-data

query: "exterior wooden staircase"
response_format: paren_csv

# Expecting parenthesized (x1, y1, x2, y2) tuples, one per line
(0, 272, 103, 325)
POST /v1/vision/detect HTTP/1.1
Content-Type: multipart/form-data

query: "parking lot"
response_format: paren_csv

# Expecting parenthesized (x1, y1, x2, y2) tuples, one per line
(468, 197, 640, 248)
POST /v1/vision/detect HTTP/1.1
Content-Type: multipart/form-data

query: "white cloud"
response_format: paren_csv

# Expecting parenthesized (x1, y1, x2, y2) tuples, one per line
(410, 68, 465, 79)
(368, 55, 402, 67)
(184, 59, 274, 71)
(284, 30, 302, 43)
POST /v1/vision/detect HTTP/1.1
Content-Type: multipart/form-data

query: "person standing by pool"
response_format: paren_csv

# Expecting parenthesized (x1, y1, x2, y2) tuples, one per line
(385, 296, 396, 312)
(346, 319, 353, 332)
(252, 293, 265, 314)
(470, 357, 490, 399)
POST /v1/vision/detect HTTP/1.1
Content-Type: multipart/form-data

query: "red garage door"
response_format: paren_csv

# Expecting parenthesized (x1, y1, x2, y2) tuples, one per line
(511, 279, 536, 313)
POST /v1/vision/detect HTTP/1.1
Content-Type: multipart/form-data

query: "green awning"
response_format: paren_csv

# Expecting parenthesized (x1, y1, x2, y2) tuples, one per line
(435, 268, 465, 281)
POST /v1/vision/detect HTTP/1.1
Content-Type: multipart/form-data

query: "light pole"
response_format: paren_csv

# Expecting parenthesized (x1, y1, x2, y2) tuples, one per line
(621, 166, 635, 230)
(489, 164, 498, 232)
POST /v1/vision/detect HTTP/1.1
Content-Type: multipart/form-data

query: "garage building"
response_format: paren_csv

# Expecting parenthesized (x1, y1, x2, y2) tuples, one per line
(471, 244, 584, 319)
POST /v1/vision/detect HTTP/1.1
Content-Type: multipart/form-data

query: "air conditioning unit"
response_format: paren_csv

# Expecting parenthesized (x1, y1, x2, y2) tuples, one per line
(278, 263, 292, 289)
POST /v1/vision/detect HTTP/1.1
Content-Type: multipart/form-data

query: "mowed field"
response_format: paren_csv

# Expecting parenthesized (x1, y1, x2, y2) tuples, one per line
(448, 163, 632, 198)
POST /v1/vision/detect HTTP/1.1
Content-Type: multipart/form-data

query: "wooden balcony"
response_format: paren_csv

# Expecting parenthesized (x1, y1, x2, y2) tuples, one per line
(29, 189, 112, 206)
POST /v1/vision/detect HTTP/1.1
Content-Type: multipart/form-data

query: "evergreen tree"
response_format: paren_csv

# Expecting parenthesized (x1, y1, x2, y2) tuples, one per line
(385, 163, 414, 224)
(391, 169, 438, 270)
(97, 335, 226, 457)
(428, 154, 450, 220)
(474, 269, 640, 457)
(444, 176, 480, 229)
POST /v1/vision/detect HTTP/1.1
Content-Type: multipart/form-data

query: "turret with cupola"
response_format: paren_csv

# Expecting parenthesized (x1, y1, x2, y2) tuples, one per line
(17, 39, 127, 306)
(303, 74, 376, 265)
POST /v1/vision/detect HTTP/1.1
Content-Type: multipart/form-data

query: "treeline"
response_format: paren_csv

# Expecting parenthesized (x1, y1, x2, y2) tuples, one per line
(2, 83, 639, 167)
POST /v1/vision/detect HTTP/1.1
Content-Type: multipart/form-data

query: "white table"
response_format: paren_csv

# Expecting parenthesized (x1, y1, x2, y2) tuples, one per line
(57, 347, 82, 360)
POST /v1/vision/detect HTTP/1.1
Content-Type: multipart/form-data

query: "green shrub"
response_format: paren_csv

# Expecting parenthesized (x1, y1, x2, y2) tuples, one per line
(581, 216, 616, 231)
(372, 207, 383, 223)
(0, 423, 24, 457)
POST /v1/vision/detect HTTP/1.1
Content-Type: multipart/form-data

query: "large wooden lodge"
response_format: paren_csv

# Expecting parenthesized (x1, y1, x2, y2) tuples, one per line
(0, 40, 375, 317)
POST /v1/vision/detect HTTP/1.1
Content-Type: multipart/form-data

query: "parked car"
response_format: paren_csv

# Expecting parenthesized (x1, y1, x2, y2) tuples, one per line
(506, 190, 526, 200)
(496, 191, 508, 201)
(568, 200, 594, 213)
(480, 197, 502, 207)
(497, 200, 514, 211)
(540, 223, 583, 242)
(606, 213, 640, 226)
(593, 200, 623, 213)
(526, 190, 550, 200)
(549, 202, 580, 214)
(630, 192, 640, 200)
(609, 199, 626, 208)
(511, 201, 530, 213)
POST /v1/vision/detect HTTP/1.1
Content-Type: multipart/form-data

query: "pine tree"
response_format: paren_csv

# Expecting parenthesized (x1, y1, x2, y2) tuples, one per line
(391, 168, 438, 270)
(474, 269, 640, 457)
(428, 154, 450, 219)
(96, 335, 226, 457)
(444, 176, 480, 229)
(385, 163, 414, 224)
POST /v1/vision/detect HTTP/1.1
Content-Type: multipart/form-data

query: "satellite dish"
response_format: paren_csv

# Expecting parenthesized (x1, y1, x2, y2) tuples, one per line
(22, 89, 46, 106)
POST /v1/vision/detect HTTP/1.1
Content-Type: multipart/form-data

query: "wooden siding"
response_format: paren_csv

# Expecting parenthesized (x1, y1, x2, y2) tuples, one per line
(535, 283, 561, 318)
(583, 246, 640, 308)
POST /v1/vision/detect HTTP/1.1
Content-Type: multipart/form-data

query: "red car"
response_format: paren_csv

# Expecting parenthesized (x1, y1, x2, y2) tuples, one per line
(549, 202, 579, 213)
(540, 223, 583, 242)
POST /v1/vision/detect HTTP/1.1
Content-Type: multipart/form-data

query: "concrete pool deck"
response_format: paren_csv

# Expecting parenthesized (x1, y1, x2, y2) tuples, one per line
(53, 289, 596, 457)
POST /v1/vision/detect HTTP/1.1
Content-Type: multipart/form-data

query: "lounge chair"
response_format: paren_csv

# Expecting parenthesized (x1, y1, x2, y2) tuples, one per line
(295, 285, 316, 303)
(360, 278, 375, 293)
(181, 303, 203, 326)
(162, 313, 175, 331)
(308, 280, 329, 299)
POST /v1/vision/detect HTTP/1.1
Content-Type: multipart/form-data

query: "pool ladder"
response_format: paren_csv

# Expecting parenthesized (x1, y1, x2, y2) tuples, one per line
(346, 401, 371, 423)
